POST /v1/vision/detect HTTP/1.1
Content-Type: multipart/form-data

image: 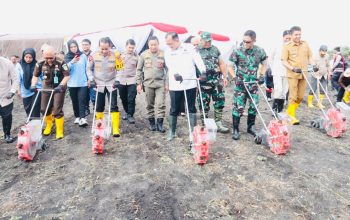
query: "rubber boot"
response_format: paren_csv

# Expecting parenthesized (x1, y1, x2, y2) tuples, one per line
(156, 118, 166, 133)
(214, 110, 229, 133)
(111, 112, 120, 137)
(167, 115, 177, 141)
(95, 112, 104, 120)
(232, 116, 240, 140)
(247, 114, 258, 136)
(307, 95, 314, 108)
(343, 91, 350, 104)
(189, 113, 197, 132)
(43, 114, 53, 136)
(148, 118, 157, 131)
(317, 94, 325, 109)
(55, 117, 64, 139)
(286, 103, 300, 125)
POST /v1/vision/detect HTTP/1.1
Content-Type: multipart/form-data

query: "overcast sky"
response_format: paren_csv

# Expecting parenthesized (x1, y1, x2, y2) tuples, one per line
(1, 0, 349, 53)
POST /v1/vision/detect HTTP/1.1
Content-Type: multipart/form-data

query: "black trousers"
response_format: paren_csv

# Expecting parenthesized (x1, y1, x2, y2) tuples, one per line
(23, 92, 41, 118)
(96, 88, 119, 113)
(69, 87, 88, 118)
(332, 72, 342, 91)
(337, 81, 350, 102)
(0, 102, 13, 136)
(169, 88, 197, 116)
(118, 84, 137, 116)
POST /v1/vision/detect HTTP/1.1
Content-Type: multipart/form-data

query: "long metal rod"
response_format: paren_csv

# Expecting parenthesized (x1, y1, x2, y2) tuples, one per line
(26, 90, 41, 124)
(316, 75, 335, 109)
(256, 84, 278, 120)
(182, 78, 206, 121)
(243, 81, 270, 134)
(302, 70, 328, 119)
(183, 89, 193, 143)
(91, 85, 114, 135)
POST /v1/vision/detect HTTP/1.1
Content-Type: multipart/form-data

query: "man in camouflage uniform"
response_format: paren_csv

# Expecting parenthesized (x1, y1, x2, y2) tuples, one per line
(197, 32, 229, 133)
(228, 30, 268, 140)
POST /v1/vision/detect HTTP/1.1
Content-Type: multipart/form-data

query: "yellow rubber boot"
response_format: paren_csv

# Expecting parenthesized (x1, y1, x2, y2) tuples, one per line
(286, 103, 300, 125)
(343, 91, 350, 104)
(111, 112, 120, 137)
(43, 114, 53, 136)
(95, 112, 104, 120)
(55, 117, 64, 139)
(317, 95, 325, 109)
(307, 95, 314, 108)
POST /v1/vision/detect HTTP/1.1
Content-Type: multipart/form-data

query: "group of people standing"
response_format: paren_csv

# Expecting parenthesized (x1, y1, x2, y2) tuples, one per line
(1, 25, 349, 148)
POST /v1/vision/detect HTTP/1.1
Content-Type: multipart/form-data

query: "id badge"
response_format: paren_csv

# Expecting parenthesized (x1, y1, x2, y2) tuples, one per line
(54, 76, 59, 84)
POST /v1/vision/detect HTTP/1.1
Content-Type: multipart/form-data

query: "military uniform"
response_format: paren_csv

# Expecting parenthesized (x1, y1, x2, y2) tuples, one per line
(33, 57, 69, 139)
(136, 49, 166, 131)
(229, 45, 267, 140)
(87, 50, 120, 137)
(229, 46, 267, 117)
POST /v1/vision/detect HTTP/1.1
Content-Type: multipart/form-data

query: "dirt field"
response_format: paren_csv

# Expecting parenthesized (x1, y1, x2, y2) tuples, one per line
(1, 85, 350, 220)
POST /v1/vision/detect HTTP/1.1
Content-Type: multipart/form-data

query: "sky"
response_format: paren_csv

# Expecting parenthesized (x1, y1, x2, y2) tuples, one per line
(1, 0, 349, 54)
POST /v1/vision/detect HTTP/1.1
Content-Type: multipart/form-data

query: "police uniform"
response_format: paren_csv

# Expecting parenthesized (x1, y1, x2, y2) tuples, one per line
(136, 49, 166, 131)
(33, 56, 69, 139)
(87, 50, 120, 137)
(117, 52, 138, 122)
(197, 39, 228, 133)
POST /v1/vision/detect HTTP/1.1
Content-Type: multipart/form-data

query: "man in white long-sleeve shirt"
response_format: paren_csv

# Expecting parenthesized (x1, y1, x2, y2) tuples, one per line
(0, 56, 19, 143)
(164, 32, 206, 141)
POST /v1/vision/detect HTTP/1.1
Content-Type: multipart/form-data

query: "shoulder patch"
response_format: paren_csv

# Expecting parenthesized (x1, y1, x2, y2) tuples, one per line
(62, 63, 68, 71)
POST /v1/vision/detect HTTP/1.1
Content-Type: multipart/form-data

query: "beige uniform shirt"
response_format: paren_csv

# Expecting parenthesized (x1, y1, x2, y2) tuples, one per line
(282, 40, 313, 79)
(136, 49, 167, 89)
(87, 51, 117, 92)
(313, 54, 330, 79)
(0, 57, 19, 107)
(116, 53, 138, 85)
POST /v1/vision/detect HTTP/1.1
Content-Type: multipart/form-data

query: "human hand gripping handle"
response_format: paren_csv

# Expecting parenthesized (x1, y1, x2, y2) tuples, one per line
(292, 67, 302, 74)
(5, 92, 15, 99)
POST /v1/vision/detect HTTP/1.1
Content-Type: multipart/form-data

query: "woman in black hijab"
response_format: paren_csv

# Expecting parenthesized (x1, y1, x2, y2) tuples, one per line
(19, 48, 41, 118)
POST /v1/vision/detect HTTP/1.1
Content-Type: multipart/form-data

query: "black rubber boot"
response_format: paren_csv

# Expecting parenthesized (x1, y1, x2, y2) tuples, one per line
(232, 116, 240, 140)
(156, 118, 166, 133)
(148, 118, 157, 131)
(167, 116, 177, 140)
(189, 113, 197, 132)
(247, 114, 257, 136)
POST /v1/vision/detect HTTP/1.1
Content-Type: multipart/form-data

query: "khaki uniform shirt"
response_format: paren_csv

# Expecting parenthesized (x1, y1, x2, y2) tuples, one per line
(282, 41, 312, 79)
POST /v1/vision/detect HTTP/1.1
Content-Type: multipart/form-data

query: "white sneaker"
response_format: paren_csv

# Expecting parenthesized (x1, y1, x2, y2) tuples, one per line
(79, 118, 88, 127)
(74, 118, 80, 124)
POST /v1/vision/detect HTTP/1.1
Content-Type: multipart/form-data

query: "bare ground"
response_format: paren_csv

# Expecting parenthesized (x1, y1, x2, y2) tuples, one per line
(0, 85, 350, 220)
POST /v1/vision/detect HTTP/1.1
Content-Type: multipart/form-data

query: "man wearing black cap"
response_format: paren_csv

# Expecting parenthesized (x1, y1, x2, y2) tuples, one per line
(197, 32, 229, 133)
(307, 45, 331, 108)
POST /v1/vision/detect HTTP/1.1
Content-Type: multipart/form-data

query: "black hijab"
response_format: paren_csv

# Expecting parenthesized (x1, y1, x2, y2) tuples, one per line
(20, 48, 37, 90)
(65, 40, 82, 63)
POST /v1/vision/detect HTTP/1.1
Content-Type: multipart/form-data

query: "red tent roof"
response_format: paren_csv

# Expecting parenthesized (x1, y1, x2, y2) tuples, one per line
(126, 22, 188, 34)
(198, 31, 230, 42)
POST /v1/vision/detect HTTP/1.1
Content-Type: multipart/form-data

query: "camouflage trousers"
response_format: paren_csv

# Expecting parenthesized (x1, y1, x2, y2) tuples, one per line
(198, 81, 225, 122)
(232, 80, 259, 117)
